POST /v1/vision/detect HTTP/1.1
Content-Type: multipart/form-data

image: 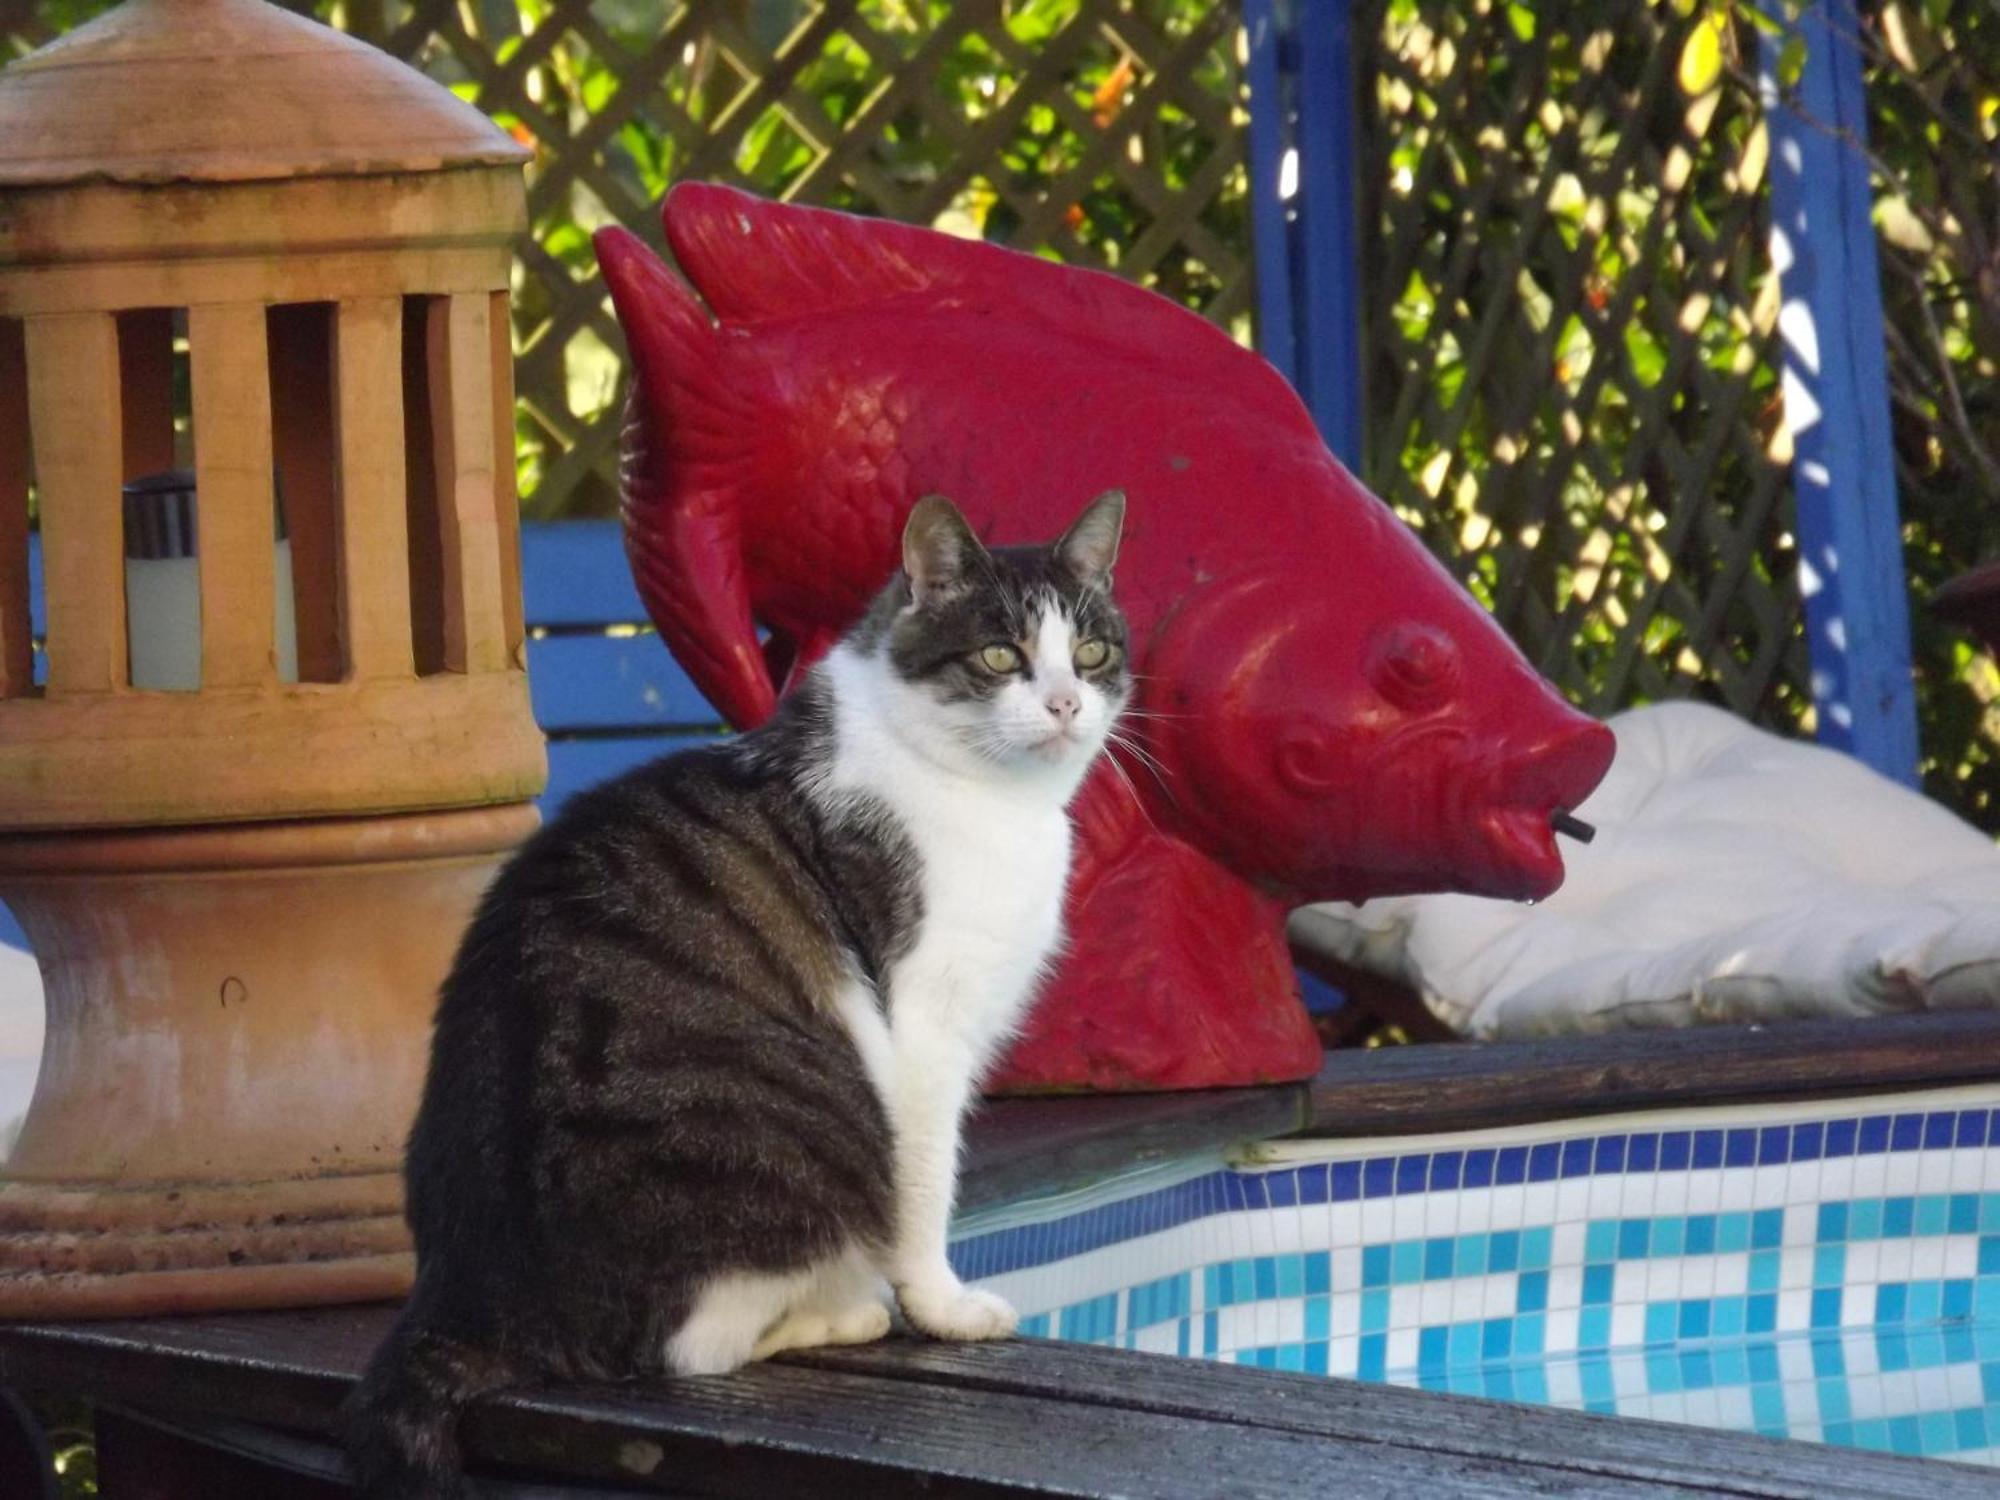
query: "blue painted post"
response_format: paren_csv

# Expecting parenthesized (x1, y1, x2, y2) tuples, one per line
(1242, 0, 1297, 387)
(1290, 1, 1366, 471)
(1760, 0, 1920, 782)
(1242, 0, 1366, 470)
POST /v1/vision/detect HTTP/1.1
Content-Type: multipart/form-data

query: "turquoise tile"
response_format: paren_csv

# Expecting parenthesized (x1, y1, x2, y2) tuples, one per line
(1948, 1194, 1979, 1235)
(1840, 1424, 1888, 1456)
(1203, 1264, 1225, 1307)
(1717, 1211, 1750, 1254)
(1423, 1236, 1454, 1280)
(1515, 1364, 1548, 1405)
(1578, 1305, 1610, 1349)
(1748, 1249, 1780, 1294)
(1711, 1296, 1746, 1338)
(1304, 1294, 1330, 1342)
(1516, 1269, 1548, 1314)
(1361, 1244, 1390, 1289)
(1817, 1202, 1849, 1243)
(1818, 1376, 1851, 1423)
(1980, 1193, 2000, 1233)
(1304, 1252, 1331, 1296)
(1955, 1406, 1989, 1452)
(1814, 1245, 1846, 1288)
(1417, 1325, 1448, 1374)
(1358, 1333, 1386, 1381)
(1883, 1197, 1915, 1238)
(1646, 1349, 1681, 1392)
(1515, 1313, 1545, 1357)
(1752, 1382, 1789, 1435)
(1579, 1354, 1614, 1404)
(1584, 1220, 1617, 1264)
(1361, 1289, 1389, 1334)
(1914, 1195, 1949, 1238)
(1850, 1199, 1884, 1240)
(1447, 1320, 1481, 1369)
(1889, 1413, 1923, 1456)
(1907, 1281, 1942, 1325)
(1653, 1217, 1686, 1258)
(1275, 1253, 1305, 1298)
(1456, 1231, 1488, 1277)
(1275, 1343, 1305, 1373)
(1240, 1256, 1272, 1304)
(1645, 1302, 1677, 1345)
(1684, 1214, 1717, 1256)
(1974, 1279, 2000, 1324)
(1391, 1240, 1424, 1285)
(1520, 1227, 1553, 1271)
(1617, 1217, 1650, 1260)
(1711, 1345, 1747, 1385)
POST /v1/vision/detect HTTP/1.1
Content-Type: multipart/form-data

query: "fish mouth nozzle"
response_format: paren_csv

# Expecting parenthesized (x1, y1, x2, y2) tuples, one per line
(1551, 809, 1596, 845)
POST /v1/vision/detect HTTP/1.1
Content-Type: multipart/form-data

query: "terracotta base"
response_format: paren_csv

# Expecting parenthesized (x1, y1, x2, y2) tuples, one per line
(0, 804, 533, 1318)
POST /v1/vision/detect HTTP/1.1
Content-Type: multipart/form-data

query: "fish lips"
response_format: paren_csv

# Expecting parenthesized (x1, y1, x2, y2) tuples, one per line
(1463, 719, 1616, 902)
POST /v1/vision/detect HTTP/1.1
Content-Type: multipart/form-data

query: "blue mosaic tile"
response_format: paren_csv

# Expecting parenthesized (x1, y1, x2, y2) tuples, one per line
(959, 1096, 2000, 1471)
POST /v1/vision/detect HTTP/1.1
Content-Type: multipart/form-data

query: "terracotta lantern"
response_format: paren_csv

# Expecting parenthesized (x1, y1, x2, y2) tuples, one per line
(0, 0, 545, 1315)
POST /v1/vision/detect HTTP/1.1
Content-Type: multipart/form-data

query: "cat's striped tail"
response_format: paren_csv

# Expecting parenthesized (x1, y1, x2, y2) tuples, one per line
(343, 1295, 520, 1499)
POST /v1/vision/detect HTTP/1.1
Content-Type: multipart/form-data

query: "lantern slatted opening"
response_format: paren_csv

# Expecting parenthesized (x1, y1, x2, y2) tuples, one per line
(0, 0, 546, 1317)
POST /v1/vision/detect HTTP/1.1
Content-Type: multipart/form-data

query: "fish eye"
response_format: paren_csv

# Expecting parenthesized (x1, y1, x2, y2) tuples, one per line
(978, 643, 1022, 674)
(1368, 623, 1460, 711)
(1073, 639, 1111, 670)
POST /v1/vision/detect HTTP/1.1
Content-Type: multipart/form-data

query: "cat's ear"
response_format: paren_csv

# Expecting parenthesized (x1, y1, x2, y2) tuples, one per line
(1055, 490, 1125, 588)
(902, 495, 987, 607)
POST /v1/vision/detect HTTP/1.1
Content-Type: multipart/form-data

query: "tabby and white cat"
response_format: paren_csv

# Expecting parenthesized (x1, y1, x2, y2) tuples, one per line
(346, 491, 1130, 1497)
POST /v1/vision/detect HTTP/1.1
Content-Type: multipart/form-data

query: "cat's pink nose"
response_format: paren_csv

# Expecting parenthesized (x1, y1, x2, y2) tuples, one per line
(1045, 690, 1080, 726)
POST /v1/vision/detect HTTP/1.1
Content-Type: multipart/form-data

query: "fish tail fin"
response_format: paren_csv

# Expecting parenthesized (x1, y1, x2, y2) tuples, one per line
(342, 1299, 520, 1500)
(593, 225, 779, 730)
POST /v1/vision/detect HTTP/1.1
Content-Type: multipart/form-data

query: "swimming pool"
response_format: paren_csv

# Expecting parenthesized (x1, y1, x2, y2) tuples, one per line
(950, 1084, 2000, 1467)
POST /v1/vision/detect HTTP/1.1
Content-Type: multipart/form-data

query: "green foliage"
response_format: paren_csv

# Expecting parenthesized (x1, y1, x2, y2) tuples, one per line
(7, 0, 1997, 825)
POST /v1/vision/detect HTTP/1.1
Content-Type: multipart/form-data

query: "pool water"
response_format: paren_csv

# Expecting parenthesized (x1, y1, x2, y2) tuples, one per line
(949, 1085, 2000, 1467)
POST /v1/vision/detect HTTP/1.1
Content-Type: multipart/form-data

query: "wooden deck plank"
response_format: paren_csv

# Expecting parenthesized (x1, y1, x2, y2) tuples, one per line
(795, 1336, 1988, 1500)
(1308, 1011, 2000, 1136)
(0, 1306, 1727, 1498)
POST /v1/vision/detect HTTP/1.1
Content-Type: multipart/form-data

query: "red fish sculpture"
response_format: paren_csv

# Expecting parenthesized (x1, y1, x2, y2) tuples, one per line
(595, 185, 1613, 1091)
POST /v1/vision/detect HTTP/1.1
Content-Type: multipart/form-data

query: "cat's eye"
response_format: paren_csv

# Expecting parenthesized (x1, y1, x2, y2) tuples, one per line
(978, 644, 1022, 674)
(1073, 639, 1112, 670)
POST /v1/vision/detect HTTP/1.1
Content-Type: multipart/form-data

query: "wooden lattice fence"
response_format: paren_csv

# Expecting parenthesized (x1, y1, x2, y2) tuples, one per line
(8, 0, 1996, 826)
(1357, 0, 1803, 731)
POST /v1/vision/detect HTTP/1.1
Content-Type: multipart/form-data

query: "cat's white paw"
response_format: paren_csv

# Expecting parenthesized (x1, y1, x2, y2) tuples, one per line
(897, 1279, 1018, 1342)
(752, 1296, 893, 1360)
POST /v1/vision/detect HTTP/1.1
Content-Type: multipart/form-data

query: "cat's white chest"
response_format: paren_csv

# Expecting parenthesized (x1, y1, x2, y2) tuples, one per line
(900, 779, 1070, 964)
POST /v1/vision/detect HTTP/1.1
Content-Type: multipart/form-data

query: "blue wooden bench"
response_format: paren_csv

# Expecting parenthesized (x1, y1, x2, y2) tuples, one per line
(519, 519, 730, 807)
(5, 523, 1345, 1019)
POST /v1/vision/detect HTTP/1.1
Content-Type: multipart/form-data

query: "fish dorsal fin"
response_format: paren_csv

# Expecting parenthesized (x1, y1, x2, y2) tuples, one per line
(663, 183, 1311, 423)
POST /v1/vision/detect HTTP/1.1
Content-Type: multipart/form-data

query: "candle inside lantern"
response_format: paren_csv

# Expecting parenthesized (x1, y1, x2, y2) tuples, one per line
(122, 469, 298, 690)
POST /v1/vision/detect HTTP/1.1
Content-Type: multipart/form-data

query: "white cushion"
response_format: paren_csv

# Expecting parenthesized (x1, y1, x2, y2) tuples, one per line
(1305, 702, 2000, 1037)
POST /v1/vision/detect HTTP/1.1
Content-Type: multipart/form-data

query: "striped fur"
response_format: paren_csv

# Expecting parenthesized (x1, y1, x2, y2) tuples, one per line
(346, 494, 1128, 1497)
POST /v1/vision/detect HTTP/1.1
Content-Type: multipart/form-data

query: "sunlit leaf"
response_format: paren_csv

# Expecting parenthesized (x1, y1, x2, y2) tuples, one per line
(1678, 12, 1725, 95)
